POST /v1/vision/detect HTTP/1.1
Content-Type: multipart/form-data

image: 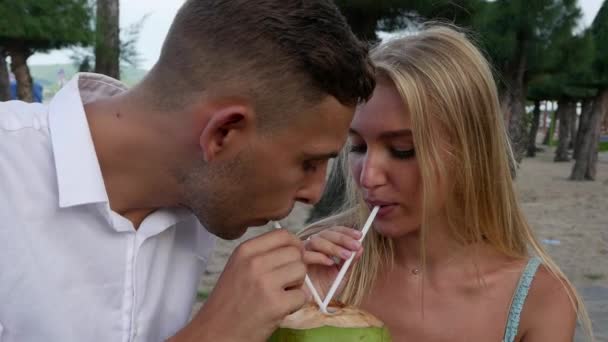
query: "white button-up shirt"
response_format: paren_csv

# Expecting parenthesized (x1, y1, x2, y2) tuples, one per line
(0, 73, 216, 342)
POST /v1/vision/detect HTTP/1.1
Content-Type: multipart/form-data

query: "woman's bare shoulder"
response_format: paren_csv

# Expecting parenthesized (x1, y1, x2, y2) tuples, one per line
(518, 264, 577, 341)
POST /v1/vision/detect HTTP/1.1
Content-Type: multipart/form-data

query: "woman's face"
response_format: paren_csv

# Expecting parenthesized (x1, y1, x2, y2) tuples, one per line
(349, 81, 423, 238)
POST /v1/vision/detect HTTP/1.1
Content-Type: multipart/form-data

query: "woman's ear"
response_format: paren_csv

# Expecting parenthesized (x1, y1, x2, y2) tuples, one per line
(199, 104, 254, 162)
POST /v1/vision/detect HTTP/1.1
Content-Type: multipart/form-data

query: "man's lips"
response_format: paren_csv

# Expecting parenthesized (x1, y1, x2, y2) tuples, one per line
(251, 210, 293, 227)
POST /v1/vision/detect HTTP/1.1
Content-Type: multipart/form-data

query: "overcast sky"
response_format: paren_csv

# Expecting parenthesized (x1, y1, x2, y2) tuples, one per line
(28, 0, 605, 70)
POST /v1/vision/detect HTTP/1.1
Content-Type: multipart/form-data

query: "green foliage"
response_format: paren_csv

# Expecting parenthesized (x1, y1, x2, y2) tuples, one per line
(335, 0, 585, 98)
(0, 0, 93, 51)
(527, 29, 596, 101)
(584, 272, 606, 280)
(196, 290, 209, 301)
(119, 14, 148, 68)
(590, 0, 608, 85)
(473, 0, 582, 82)
(70, 14, 149, 76)
(527, 0, 608, 102)
(334, 0, 483, 41)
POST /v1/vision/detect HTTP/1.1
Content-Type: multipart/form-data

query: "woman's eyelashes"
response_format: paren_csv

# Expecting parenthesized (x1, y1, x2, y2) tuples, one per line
(391, 148, 416, 159)
(349, 143, 416, 160)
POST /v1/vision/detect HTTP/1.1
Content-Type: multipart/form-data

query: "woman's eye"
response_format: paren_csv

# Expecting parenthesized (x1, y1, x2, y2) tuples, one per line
(391, 148, 416, 159)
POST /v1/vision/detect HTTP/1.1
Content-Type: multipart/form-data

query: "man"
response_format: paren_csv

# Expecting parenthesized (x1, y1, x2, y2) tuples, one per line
(0, 0, 374, 341)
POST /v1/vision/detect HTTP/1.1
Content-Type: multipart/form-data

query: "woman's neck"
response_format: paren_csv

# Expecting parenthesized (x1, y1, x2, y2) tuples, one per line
(391, 216, 469, 277)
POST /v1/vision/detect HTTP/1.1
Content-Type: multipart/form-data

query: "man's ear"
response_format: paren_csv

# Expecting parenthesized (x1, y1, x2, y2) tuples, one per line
(199, 105, 254, 162)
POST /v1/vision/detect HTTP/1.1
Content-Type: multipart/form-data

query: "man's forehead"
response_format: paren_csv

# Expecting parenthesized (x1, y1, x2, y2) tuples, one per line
(276, 96, 353, 155)
(297, 98, 354, 132)
(315, 95, 356, 120)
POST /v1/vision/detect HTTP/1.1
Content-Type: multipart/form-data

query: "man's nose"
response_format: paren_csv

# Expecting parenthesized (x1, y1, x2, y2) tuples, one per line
(295, 162, 328, 205)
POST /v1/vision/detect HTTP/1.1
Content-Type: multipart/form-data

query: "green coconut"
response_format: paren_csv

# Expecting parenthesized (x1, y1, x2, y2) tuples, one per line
(269, 302, 392, 341)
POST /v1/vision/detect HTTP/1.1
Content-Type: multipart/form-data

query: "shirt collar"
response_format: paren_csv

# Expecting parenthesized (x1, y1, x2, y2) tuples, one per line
(47, 73, 199, 234)
(48, 72, 127, 209)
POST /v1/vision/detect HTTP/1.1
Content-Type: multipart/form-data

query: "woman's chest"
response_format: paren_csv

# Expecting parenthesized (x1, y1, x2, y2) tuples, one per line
(360, 276, 519, 341)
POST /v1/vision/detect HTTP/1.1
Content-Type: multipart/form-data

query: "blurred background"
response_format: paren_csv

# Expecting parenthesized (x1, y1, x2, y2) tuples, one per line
(1, 0, 606, 340)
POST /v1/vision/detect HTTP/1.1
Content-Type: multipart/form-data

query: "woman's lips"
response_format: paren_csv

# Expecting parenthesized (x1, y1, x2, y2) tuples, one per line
(365, 200, 398, 218)
(376, 204, 397, 218)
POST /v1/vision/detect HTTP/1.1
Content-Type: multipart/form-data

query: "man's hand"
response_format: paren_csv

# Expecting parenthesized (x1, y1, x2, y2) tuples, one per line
(169, 229, 308, 342)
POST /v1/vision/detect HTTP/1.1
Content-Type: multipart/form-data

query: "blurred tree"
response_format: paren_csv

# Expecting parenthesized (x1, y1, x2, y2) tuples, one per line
(554, 100, 575, 161)
(117, 14, 146, 69)
(71, 13, 147, 76)
(79, 56, 93, 72)
(526, 100, 542, 157)
(95, 0, 119, 78)
(542, 109, 557, 145)
(571, 0, 608, 181)
(573, 99, 593, 159)
(527, 29, 595, 161)
(475, 0, 582, 164)
(334, 0, 483, 42)
(0, 0, 93, 101)
(569, 104, 578, 150)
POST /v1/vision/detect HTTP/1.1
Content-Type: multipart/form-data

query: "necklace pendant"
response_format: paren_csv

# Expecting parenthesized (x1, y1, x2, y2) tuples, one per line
(411, 268, 420, 275)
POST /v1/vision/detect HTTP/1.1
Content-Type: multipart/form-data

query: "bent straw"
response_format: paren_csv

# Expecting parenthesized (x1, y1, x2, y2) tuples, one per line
(320, 206, 379, 312)
(273, 221, 328, 314)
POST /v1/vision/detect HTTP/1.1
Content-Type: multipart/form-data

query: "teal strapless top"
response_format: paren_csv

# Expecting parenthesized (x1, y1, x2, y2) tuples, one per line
(503, 257, 542, 342)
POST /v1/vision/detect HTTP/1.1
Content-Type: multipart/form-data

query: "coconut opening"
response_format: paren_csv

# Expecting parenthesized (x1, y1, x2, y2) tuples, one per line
(279, 301, 385, 330)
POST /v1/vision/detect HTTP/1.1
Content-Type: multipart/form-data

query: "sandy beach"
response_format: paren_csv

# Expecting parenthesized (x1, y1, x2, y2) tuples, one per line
(516, 149, 608, 289)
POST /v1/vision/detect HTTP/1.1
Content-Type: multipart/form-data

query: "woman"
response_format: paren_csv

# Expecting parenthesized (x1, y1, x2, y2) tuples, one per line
(303, 25, 594, 341)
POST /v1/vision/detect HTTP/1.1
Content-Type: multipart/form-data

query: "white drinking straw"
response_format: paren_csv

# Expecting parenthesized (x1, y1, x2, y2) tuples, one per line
(320, 206, 380, 312)
(273, 221, 328, 313)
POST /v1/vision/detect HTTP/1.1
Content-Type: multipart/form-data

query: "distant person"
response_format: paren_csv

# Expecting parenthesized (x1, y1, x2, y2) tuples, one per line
(0, 0, 374, 341)
(9, 78, 43, 103)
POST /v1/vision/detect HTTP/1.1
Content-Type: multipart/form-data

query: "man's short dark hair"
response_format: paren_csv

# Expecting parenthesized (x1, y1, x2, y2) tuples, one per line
(144, 0, 375, 126)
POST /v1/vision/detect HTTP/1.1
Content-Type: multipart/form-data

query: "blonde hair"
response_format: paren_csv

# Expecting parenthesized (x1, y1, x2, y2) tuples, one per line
(301, 24, 593, 340)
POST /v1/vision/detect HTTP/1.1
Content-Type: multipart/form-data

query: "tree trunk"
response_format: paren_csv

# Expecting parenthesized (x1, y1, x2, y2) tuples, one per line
(503, 35, 529, 165)
(541, 101, 548, 131)
(573, 99, 593, 160)
(502, 86, 528, 166)
(95, 0, 120, 79)
(570, 88, 608, 181)
(555, 100, 573, 162)
(527, 100, 541, 157)
(0, 48, 10, 101)
(8, 46, 33, 102)
(603, 106, 608, 133)
(542, 109, 556, 146)
(568, 103, 578, 150)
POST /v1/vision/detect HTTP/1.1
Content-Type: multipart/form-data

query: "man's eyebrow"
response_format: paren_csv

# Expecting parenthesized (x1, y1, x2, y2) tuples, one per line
(302, 151, 339, 160)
